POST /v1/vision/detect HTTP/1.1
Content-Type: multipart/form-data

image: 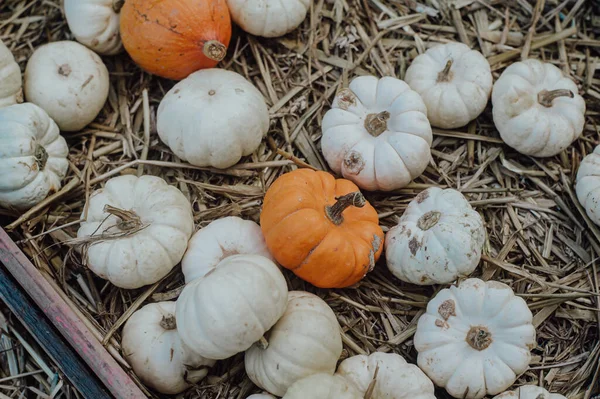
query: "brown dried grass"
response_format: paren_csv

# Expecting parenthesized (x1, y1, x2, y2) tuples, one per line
(1, 0, 600, 398)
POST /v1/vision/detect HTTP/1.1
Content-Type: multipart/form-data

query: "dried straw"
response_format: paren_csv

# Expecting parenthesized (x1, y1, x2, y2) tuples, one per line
(1, 0, 600, 398)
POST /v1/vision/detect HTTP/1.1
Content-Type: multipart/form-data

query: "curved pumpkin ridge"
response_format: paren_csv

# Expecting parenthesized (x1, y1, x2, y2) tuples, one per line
(346, 227, 382, 285)
(262, 169, 324, 211)
(225, 266, 270, 333)
(264, 208, 329, 269)
(293, 229, 357, 288)
(316, 168, 337, 197)
(344, 220, 384, 261)
(189, 276, 235, 355)
(261, 185, 321, 231)
(333, 234, 364, 288)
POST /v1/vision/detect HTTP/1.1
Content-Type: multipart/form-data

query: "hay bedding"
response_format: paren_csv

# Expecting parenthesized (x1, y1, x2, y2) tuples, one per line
(1, 0, 600, 397)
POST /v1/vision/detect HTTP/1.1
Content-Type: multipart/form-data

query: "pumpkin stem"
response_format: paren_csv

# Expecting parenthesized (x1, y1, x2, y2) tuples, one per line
(364, 111, 390, 137)
(184, 366, 211, 383)
(34, 145, 49, 171)
(417, 211, 441, 231)
(326, 192, 367, 225)
(112, 0, 125, 12)
(466, 326, 493, 350)
(58, 64, 72, 77)
(103, 205, 143, 232)
(257, 336, 269, 350)
(437, 59, 453, 82)
(160, 315, 177, 331)
(537, 89, 574, 107)
(203, 40, 227, 62)
(16, 88, 23, 104)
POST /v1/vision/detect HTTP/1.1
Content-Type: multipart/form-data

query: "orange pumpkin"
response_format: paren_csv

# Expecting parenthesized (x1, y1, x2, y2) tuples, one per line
(260, 169, 384, 288)
(120, 0, 231, 80)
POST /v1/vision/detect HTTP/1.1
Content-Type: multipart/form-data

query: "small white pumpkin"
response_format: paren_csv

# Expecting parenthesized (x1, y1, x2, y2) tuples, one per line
(77, 175, 193, 289)
(157, 69, 269, 169)
(575, 145, 600, 226)
(492, 385, 566, 399)
(247, 394, 277, 399)
(245, 291, 342, 396)
(385, 187, 485, 285)
(0, 103, 68, 210)
(182, 216, 273, 283)
(24, 40, 109, 132)
(0, 40, 23, 108)
(414, 278, 536, 399)
(64, 0, 123, 55)
(121, 302, 215, 394)
(226, 0, 311, 38)
(282, 373, 362, 399)
(321, 75, 432, 191)
(336, 352, 436, 399)
(492, 58, 585, 157)
(176, 254, 288, 360)
(405, 42, 493, 129)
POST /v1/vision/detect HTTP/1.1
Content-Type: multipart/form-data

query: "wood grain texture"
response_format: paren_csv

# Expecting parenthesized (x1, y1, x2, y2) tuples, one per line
(0, 265, 111, 398)
(0, 227, 148, 399)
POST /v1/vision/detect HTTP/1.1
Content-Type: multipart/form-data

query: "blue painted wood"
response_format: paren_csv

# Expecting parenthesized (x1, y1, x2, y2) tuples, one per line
(0, 264, 112, 399)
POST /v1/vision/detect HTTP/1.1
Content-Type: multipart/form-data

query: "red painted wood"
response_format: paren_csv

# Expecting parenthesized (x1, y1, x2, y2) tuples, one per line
(0, 227, 148, 399)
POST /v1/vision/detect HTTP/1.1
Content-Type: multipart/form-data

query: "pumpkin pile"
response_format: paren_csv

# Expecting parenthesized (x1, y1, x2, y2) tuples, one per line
(0, 0, 594, 398)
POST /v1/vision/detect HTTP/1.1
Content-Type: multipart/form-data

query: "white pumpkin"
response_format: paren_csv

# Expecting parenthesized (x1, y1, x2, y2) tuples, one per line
(492, 58, 585, 157)
(0, 40, 22, 108)
(321, 75, 432, 191)
(157, 69, 269, 169)
(182, 216, 273, 283)
(405, 42, 493, 129)
(245, 291, 342, 396)
(77, 175, 193, 289)
(24, 40, 109, 132)
(64, 0, 123, 55)
(575, 145, 600, 226)
(121, 302, 215, 394)
(492, 385, 566, 399)
(176, 254, 288, 360)
(336, 352, 436, 399)
(226, 0, 311, 38)
(414, 278, 536, 399)
(282, 373, 362, 399)
(247, 394, 276, 399)
(0, 103, 68, 210)
(385, 187, 485, 285)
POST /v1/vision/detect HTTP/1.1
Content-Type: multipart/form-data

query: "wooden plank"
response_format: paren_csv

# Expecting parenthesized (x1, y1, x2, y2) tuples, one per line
(0, 227, 147, 399)
(0, 265, 111, 398)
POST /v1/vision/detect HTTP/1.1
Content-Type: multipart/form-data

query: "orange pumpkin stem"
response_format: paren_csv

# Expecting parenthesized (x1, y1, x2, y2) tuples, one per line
(160, 315, 177, 330)
(437, 59, 453, 82)
(326, 192, 366, 225)
(537, 89, 573, 107)
(203, 40, 227, 62)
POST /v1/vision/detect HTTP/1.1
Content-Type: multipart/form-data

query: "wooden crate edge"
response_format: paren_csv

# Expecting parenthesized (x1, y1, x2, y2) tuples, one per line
(0, 227, 148, 399)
